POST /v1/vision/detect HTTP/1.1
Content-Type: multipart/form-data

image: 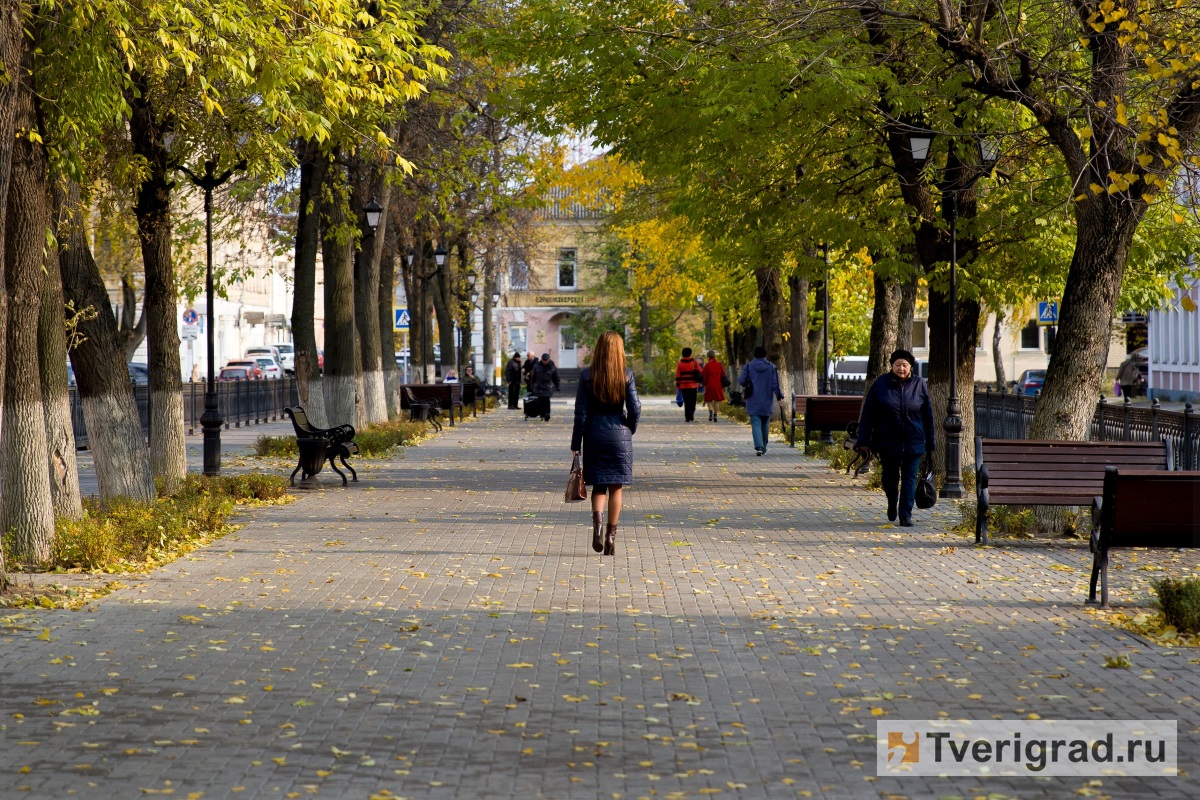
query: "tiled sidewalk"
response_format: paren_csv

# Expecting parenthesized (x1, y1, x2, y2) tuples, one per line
(1, 397, 1197, 799)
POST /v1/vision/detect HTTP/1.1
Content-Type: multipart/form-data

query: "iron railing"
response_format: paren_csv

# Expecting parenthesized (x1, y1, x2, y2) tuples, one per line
(974, 387, 1197, 470)
(69, 378, 299, 449)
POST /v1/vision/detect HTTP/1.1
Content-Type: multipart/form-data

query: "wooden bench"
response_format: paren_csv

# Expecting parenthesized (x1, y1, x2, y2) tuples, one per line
(401, 387, 443, 431)
(283, 407, 358, 487)
(1088, 467, 1200, 607)
(789, 396, 863, 447)
(400, 384, 463, 425)
(974, 437, 1173, 546)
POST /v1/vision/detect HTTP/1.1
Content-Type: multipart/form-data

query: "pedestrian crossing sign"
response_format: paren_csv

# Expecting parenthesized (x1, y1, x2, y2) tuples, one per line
(1037, 301, 1058, 326)
(394, 308, 410, 331)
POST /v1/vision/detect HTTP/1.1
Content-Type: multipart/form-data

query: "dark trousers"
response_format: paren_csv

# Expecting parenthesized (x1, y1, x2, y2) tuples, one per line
(681, 388, 698, 421)
(880, 453, 924, 521)
(508, 382, 521, 409)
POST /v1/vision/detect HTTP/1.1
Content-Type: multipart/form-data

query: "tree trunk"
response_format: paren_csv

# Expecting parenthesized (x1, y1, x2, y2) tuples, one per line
(3, 55, 55, 561)
(812, 277, 829, 388)
(481, 244, 497, 385)
(40, 214, 82, 520)
(118, 273, 147, 361)
(0, 0, 24, 585)
(57, 185, 155, 503)
(788, 273, 816, 395)
(895, 273, 917, 352)
(352, 161, 388, 425)
(378, 225, 400, 418)
(128, 83, 185, 492)
(992, 309, 1006, 390)
(754, 263, 789, 397)
(292, 143, 329, 428)
(1029, 206, 1142, 441)
(320, 162, 358, 428)
(865, 272, 900, 391)
(926, 290, 980, 477)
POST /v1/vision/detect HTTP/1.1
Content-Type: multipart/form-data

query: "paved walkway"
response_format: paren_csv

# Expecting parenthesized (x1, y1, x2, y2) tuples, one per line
(2, 398, 1198, 799)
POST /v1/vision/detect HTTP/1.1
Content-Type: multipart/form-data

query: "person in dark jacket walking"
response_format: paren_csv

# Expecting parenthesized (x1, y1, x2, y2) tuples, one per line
(530, 353, 561, 421)
(674, 348, 704, 422)
(737, 346, 785, 455)
(505, 352, 523, 409)
(522, 352, 536, 392)
(572, 331, 641, 556)
(856, 349, 935, 527)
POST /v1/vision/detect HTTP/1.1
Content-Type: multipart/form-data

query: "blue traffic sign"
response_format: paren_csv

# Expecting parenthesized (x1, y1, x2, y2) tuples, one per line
(182, 308, 199, 325)
(393, 307, 410, 331)
(1037, 301, 1059, 326)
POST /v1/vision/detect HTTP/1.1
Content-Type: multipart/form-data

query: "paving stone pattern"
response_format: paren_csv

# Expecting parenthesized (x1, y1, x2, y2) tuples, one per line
(2, 397, 1198, 799)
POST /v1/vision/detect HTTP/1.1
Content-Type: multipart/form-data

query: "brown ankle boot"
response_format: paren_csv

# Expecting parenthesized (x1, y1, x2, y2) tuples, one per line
(591, 512, 604, 553)
(603, 523, 617, 556)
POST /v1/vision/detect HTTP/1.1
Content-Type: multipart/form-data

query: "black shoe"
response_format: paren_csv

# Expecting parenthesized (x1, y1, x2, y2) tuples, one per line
(899, 518, 914, 527)
(887, 498, 897, 522)
(542, 416, 550, 421)
(756, 449, 764, 456)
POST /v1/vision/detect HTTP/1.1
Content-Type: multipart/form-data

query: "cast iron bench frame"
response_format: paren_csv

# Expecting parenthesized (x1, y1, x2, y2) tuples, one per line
(975, 437, 1172, 546)
(283, 407, 358, 486)
(402, 387, 443, 431)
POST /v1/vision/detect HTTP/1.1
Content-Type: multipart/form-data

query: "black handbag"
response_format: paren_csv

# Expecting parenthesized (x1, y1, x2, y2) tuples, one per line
(915, 466, 937, 509)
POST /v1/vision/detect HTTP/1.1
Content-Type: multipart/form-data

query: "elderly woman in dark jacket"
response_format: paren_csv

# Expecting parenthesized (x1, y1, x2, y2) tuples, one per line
(856, 349, 935, 527)
(572, 331, 641, 556)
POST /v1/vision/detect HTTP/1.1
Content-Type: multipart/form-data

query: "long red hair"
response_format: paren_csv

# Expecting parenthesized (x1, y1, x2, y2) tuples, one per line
(590, 331, 627, 404)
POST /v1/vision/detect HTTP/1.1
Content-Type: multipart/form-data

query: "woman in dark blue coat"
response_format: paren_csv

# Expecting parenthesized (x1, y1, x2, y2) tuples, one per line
(856, 349, 934, 527)
(571, 331, 641, 556)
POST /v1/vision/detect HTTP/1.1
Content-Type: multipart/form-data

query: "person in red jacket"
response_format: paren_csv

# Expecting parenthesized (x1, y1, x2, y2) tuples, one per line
(674, 347, 704, 422)
(700, 350, 727, 422)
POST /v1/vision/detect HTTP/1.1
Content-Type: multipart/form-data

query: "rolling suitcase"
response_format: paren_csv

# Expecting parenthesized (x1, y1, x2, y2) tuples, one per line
(523, 394, 547, 420)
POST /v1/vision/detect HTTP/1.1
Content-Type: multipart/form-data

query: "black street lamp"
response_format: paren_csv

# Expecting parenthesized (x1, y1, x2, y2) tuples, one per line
(907, 132, 1000, 500)
(414, 244, 447, 381)
(819, 244, 831, 396)
(177, 141, 247, 476)
(696, 294, 713, 351)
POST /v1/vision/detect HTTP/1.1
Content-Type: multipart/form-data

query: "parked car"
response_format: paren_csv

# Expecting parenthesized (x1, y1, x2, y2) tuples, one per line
(273, 343, 295, 374)
(251, 356, 283, 379)
(225, 359, 263, 379)
(219, 367, 252, 381)
(1015, 369, 1047, 396)
(127, 362, 150, 386)
(246, 345, 291, 375)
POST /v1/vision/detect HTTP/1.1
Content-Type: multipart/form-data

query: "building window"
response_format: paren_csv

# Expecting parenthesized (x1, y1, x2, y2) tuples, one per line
(508, 258, 529, 290)
(1020, 320, 1040, 350)
(912, 320, 928, 349)
(557, 248, 577, 290)
(509, 324, 527, 354)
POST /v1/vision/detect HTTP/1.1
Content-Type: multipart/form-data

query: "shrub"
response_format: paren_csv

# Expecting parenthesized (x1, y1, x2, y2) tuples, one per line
(1153, 577, 1200, 634)
(6, 473, 292, 573)
(254, 435, 297, 457)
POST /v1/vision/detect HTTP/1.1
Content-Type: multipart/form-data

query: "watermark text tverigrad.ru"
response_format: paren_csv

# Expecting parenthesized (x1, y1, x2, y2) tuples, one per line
(877, 720, 1177, 777)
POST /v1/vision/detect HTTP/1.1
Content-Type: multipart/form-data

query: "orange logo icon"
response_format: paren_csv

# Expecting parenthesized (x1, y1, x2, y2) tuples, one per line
(887, 731, 920, 765)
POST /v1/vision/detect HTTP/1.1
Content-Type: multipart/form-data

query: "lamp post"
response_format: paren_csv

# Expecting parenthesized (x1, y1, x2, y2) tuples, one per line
(907, 132, 1000, 499)
(178, 146, 246, 476)
(696, 294, 713, 351)
(819, 244, 831, 396)
(405, 248, 415, 382)
(492, 291, 502, 387)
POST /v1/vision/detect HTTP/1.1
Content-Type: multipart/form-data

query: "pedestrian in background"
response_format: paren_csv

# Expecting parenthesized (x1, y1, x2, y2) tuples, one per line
(1116, 354, 1141, 399)
(530, 352, 561, 421)
(674, 347, 703, 423)
(738, 346, 784, 455)
(856, 349, 934, 527)
(572, 331, 641, 556)
(523, 352, 536, 392)
(505, 352, 523, 409)
(701, 349, 727, 422)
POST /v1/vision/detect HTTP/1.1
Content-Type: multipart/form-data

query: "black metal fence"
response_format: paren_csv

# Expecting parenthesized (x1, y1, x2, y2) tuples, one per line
(70, 378, 299, 449)
(974, 387, 1198, 470)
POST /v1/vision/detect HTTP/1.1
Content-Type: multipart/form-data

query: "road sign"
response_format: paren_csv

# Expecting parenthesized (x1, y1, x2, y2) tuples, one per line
(1037, 301, 1059, 326)
(182, 308, 199, 325)
(394, 307, 410, 331)
(181, 324, 200, 341)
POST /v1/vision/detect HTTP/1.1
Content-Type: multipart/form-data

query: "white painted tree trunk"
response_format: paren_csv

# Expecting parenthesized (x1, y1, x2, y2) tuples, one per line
(81, 394, 154, 501)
